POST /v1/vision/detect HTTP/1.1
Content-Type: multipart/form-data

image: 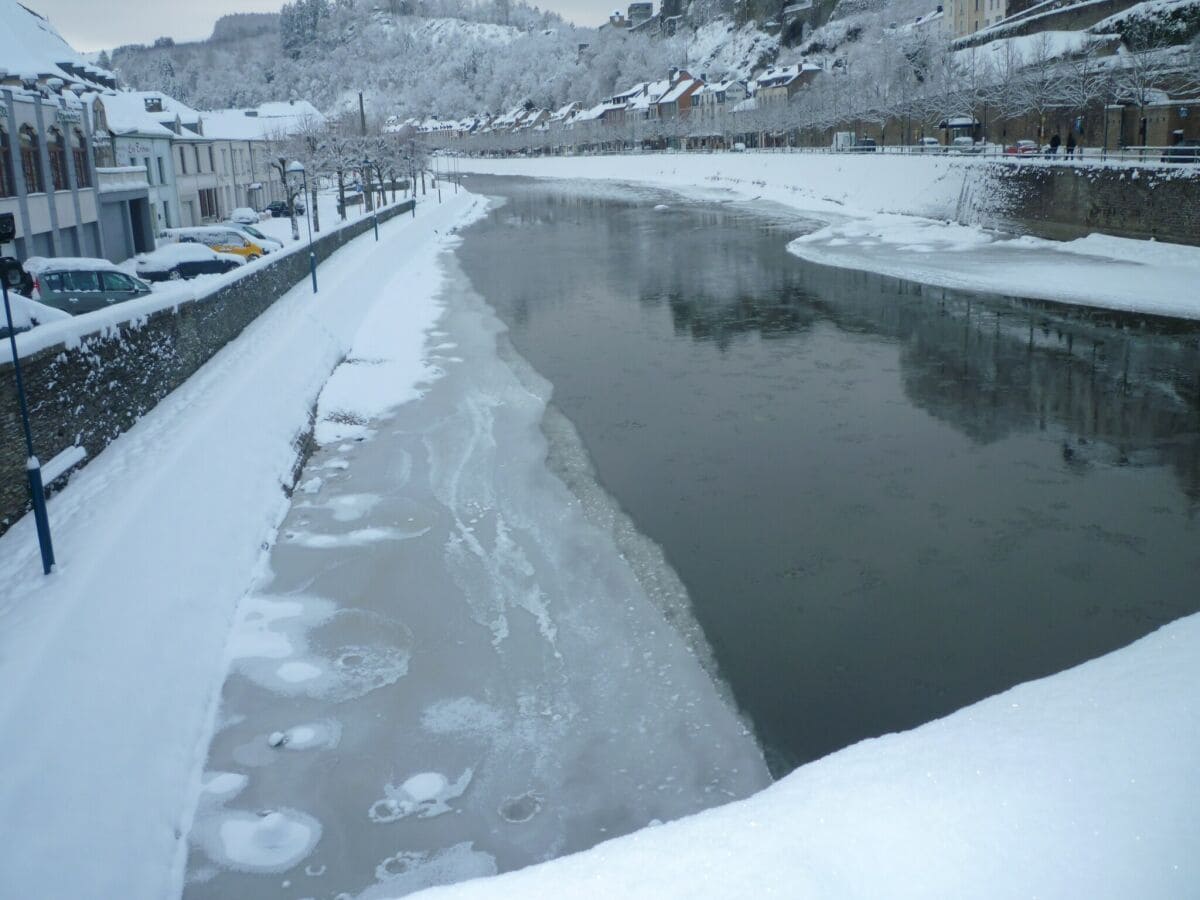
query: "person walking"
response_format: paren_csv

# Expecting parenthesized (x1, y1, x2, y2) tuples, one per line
(1066, 133, 1077, 159)
(1049, 133, 1061, 156)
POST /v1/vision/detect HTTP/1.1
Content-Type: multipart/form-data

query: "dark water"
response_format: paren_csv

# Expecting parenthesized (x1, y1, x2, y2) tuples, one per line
(457, 176, 1200, 775)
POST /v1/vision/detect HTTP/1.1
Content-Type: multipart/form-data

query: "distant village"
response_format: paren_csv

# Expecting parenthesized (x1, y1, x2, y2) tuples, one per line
(389, 0, 1199, 155)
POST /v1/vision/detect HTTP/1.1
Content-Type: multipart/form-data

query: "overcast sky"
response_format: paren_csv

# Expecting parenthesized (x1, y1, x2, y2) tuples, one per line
(33, 0, 605, 52)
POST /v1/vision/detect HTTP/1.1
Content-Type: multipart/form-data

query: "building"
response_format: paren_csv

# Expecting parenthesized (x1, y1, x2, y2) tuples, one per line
(693, 80, 749, 122)
(753, 64, 822, 105)
(91, 91, 183, 233)
(0, 0, 129, 261)
(948, 0, 1007, 38)
(656, 69, 704, 120)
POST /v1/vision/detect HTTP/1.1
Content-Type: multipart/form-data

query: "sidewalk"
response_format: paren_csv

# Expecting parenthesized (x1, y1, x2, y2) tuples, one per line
(0, 190, 485, 900)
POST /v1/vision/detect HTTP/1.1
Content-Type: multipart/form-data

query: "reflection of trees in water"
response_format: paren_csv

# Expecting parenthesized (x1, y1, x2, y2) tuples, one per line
(465, 183, 1200, 502)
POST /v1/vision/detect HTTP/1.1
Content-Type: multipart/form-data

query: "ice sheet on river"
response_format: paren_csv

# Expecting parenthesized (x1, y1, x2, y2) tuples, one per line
(183, 248, 769, 898)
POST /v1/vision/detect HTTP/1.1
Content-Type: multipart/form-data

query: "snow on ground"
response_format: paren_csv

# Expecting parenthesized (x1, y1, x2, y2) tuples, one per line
(413, 611, 1200, 899)
(0, 189, 484, 900)
(456, 154, 1200, 319)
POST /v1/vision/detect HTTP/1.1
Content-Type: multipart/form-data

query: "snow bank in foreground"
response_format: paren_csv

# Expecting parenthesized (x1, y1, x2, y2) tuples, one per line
(411, 611, 1200, 899)
(0, 191, 484, 900)
(457, 155, 1200, 319)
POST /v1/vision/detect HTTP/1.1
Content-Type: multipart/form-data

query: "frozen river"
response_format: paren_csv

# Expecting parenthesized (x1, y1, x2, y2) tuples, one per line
(453, 177, 1200, 773)
(183, 178, 1200, 896)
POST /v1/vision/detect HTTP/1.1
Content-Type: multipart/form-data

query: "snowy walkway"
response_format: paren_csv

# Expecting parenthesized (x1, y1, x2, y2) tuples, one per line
(0, 191, 484, 899)
(457, 155, 1200, 319)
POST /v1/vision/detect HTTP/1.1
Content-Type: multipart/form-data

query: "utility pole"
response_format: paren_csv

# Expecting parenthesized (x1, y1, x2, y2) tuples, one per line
(1, 265, 56, 575)
(359, 92, 367, 136)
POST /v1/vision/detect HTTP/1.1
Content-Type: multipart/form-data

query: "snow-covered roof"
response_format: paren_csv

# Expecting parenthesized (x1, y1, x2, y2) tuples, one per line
(659, 77, 703, 105)
(202, 103, 323, 142)
(119, 91, 204, 132)
(91, 92, 177, 139)
(627, 79, 671, 111)
(0, 0, 114, 90)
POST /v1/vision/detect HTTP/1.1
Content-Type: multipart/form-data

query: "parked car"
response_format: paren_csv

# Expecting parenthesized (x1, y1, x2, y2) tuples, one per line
(1, 255, 33, 297)
(951, 136, 983, 154)
(263, 199, 305, 218)
(24, 257, 152, 315)
(1004, 140, 1039, 156)
(850, 138, 878, 152)
(731, 142, 747, 152)
(164, 226, 269, 261)
(228, 207, 260, 225)
(915, 137, 943, 153)
(132, 243, 244, 282)
(222, 222, 285, 254)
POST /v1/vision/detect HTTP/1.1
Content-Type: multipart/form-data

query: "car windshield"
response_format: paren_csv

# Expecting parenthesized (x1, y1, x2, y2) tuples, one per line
(241, 226, 268, 240)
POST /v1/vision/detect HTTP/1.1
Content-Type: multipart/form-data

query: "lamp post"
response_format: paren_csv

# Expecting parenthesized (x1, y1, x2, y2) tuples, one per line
(1, 278, 55, 574)
(287, 160, 317, 293)
(363, 158, 379, 241)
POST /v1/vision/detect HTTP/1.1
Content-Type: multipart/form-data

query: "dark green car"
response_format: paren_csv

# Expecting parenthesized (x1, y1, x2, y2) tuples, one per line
(25, 257, 153, 315)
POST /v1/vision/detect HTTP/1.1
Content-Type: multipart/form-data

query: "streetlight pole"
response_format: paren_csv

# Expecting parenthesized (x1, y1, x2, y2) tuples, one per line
(287, 160, 317, 293)
(1, 279, 55, 574)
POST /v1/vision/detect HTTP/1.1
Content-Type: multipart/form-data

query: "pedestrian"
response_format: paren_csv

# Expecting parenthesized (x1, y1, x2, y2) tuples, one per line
(1049, 133, 1061, 156)
(1066, 133, 1077, 158)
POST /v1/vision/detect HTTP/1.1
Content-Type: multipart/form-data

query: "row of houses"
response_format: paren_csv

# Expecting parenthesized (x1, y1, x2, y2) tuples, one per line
(390, 62, 826, 142)
(1, 0, 321, 264)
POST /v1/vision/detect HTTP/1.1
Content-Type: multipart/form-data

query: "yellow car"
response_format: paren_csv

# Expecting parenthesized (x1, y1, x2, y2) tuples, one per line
(167, 227, 268, 261)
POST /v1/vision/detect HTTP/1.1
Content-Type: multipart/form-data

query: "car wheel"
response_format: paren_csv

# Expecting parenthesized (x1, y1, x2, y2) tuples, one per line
(247, 254, 260, 262)
(168, 269, 183, 281)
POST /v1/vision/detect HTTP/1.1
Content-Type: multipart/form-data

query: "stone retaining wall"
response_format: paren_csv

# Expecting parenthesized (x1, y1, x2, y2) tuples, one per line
(976, 163, 1200, 246)
(0, 199, 415, 533)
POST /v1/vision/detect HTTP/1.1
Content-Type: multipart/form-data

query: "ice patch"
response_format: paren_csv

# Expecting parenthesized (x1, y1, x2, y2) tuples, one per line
(285, 526, 430, 548)
(322, 493, 381, 522)
(227, 595, 333, 662)
(201, 772, 249, 801)
(298, 476, 323, 495)
(280, 719, 343, 751)
(367, 768, 473, 823)
(200, 808, 322, 874)
(357, 843, 497, 899)
(231, 602, 412, 701)
(277, 660, 323, 683)
(498, 791, 543, 823)
(420, 696, 506, 738)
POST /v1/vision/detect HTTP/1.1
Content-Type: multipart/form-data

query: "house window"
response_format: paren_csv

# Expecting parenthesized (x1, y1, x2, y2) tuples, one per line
(72, 128, 90, 187)
(157, 156, 166, 184)
(19, 125, 44, 193)
(178, 145, 188, 174)
(0, 127, 13, 197)
(46, 128, 69, 191)
(144, 157, 153, 184)
(208, 146, 215, 172)
(194, 145, 201, 172)
(198, 187, 219, 220)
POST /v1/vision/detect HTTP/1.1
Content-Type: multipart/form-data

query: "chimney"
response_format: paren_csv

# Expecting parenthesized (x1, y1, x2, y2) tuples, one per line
(669, 66, 679, 82)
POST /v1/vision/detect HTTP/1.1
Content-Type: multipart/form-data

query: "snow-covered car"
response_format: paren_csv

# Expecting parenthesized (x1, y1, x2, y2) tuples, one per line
(229, 207, 260, 225)
(915, 137, 943, 153)
(222, 222, 285, 254)
(161, 227, 269, 261)
(951, 137, 983, 154)
(731, 142, 747, 152)
(24, 257, 152, 315)
(132, 243, 244, 282)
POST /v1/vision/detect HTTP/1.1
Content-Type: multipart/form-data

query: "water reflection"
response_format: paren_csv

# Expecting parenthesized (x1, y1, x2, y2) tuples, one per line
(459, 177, 1200, 772)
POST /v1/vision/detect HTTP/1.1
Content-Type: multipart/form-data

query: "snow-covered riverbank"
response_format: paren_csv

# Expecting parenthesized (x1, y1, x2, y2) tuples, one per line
(0, 191, 486, 899)
(457, 155, 1200, 319)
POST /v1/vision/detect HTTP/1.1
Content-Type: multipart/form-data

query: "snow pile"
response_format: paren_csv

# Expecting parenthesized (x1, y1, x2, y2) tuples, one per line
(1, 292, 72, 332)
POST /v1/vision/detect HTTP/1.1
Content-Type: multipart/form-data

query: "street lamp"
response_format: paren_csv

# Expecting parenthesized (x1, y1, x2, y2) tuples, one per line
(1, 277, 55, 574)
(287, 160, 317, 294)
